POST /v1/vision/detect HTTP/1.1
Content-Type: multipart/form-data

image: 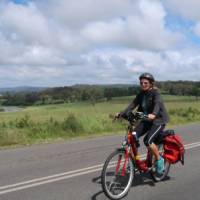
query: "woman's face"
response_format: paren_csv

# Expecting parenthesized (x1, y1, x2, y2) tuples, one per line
(140, 78, 152, 91)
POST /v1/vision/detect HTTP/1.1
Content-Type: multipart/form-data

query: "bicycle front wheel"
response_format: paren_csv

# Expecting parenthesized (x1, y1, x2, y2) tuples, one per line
(101, 149, 134, 200)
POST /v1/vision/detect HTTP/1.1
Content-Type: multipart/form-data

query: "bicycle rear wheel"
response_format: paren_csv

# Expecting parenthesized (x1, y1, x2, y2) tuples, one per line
(150, 144, 171, 182)
(101, 149, 134, 200)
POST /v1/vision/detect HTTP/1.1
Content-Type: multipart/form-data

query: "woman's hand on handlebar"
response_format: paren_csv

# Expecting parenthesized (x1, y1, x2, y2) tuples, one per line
(148, 113, 156, 120)
(115, 112, 121, 119)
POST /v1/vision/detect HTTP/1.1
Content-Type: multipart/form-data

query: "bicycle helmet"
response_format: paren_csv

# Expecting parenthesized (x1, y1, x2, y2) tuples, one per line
(139, 72, 155, 82)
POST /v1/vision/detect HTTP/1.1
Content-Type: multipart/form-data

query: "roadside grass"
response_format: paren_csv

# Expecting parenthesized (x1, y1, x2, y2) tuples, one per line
(0, 95, 199, 147)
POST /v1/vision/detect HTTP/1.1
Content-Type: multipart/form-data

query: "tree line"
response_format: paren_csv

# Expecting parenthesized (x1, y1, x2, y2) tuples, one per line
(1, 81, 200, 106)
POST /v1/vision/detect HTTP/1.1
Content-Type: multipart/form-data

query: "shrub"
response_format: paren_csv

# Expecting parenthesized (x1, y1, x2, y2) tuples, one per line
(169, 107, 200, 123)
(16, 114, 33, 128)
(62, 113, 83, 133)
(0, 128, 27, 146)
(0, 108, 4, 112)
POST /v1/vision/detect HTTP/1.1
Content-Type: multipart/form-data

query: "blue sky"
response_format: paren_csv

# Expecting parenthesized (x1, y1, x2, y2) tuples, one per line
(12, 0, 28, 4)
(12, 0, 29, 4)
(165, 12, 200, 47)
(0, 0, 199, 87)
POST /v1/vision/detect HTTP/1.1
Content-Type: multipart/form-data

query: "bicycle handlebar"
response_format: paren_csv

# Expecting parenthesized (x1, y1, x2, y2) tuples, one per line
(134, 112, 148, 120)
(114, 111, 148, 124)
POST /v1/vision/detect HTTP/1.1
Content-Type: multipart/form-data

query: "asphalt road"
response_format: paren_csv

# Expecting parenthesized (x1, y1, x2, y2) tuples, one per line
(0, 123, 199, 200)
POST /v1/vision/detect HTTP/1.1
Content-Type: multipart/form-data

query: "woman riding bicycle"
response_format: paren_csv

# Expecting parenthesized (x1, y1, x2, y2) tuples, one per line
(117, 72, 169, 174)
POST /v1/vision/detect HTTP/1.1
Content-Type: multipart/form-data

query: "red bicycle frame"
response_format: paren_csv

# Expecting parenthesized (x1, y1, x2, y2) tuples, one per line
(115, 129, 152, 176)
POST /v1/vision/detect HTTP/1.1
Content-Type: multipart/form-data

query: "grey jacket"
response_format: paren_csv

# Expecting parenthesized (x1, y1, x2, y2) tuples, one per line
(121, 88, 169, 125)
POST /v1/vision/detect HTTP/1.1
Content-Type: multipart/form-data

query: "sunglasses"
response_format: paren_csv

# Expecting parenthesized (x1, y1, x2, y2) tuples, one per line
(140, 81, 149, 85)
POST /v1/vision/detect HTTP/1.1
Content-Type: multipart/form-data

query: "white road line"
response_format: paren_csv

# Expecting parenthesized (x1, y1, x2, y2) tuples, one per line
(0, 168, 103, 195)
(184, 141, 200, 148)
(0, 141, 199, 195)
(0, 164, 104, 190)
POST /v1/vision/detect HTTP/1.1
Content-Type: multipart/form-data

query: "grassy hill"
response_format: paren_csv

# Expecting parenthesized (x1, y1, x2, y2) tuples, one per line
(0, 95, 199, 147)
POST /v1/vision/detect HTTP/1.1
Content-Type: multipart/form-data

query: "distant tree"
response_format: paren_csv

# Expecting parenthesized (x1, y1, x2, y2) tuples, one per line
(81, 89, 91, 101)
(2, 81, 200, 106)
(90, 88, 104, 105)
(25, 93, 39, 105)
(191, 86, 200, 100)
(104, 88, 113, 101)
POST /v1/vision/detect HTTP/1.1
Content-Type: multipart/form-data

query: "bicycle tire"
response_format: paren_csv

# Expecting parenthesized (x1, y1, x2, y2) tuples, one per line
(150, 144, 171, 182)
(101, 149, 134, 200)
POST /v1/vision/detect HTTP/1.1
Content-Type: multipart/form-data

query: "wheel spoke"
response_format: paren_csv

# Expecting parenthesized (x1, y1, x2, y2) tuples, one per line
(102, 150, 134, 199)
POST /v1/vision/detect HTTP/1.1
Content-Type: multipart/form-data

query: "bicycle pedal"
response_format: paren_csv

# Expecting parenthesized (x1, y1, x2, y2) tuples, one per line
(135, 168, 139, 172)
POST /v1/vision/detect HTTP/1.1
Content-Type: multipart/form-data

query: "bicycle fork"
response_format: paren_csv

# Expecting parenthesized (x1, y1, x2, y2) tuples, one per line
(115, 148, 130, 176)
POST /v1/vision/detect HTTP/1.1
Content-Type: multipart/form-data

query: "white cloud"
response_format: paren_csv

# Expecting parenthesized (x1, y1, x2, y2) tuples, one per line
(0, 2, 50, 45)
(193, 23, 200, 37)
(0, 0, 199, 87)
(164, 0, 200, 21)
(81, 0, 182, 51)
(86, 48, 200, 83)
(35, 0, 139, 28)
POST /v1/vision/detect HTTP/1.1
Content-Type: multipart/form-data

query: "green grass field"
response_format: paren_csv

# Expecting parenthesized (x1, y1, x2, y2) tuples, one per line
(0, 95, 199, 147)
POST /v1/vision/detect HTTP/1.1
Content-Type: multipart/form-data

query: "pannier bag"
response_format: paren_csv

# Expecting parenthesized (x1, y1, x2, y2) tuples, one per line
(163, 133, 185, 165)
